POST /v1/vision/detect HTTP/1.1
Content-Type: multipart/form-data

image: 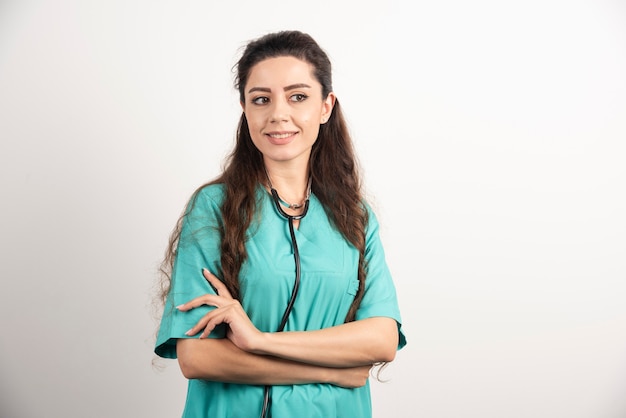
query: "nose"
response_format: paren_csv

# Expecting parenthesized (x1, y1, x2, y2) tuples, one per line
(269, 97, 289, 123)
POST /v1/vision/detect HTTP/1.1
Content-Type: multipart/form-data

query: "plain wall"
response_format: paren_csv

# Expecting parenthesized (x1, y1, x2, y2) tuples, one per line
(1, 0, 625, 417)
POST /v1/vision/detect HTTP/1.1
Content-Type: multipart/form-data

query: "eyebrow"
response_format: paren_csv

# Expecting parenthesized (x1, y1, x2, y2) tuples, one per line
(247, 83, 312, 94)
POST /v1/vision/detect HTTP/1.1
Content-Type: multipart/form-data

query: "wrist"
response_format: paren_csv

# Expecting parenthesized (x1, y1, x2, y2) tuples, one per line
(249, 331, 273, 355)
(319, 367, 335, 385)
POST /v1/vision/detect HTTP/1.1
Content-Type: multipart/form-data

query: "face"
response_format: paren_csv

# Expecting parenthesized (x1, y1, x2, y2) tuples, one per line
(242, 56, 335, 168)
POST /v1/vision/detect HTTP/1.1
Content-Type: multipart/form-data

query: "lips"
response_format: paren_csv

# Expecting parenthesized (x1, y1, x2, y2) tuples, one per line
(266, 131, 298, 145)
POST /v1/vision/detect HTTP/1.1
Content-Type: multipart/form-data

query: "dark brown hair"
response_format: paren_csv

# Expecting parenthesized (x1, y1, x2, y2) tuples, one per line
(158, 30, 368, 323)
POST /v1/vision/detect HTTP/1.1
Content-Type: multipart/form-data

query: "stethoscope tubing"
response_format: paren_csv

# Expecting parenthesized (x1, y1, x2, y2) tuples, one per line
(260, 189, 310, 418)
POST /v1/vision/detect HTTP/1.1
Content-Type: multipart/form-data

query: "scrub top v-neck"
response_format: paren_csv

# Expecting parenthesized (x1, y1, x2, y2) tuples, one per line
(155, 184, 406, 418)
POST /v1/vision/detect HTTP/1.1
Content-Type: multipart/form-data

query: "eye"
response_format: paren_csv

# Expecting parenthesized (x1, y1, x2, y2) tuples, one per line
(290, 93, 308, 102)
(251, 96, 269, 105)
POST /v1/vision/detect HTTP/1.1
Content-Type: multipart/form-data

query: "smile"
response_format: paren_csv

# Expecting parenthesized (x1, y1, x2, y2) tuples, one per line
(265, 131, 298, 145)
(267, 132, 297, 139)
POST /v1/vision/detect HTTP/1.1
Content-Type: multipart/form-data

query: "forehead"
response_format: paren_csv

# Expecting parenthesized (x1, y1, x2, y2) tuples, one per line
(245, 56, 318, 88)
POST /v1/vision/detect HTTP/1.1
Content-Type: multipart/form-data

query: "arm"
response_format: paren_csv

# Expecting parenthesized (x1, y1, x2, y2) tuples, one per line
(176, 337, 372, 388)
(181, 270, 399, 368)
(252, 317, 398, 367)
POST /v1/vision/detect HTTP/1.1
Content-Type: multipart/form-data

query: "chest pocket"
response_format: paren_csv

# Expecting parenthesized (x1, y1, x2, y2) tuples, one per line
(346, 278, 360, 296)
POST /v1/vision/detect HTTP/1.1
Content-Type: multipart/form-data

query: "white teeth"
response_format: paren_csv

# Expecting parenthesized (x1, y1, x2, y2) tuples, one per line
(268, 133, 292, 139)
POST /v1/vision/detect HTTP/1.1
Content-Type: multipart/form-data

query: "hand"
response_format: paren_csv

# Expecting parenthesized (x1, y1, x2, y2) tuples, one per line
(329, 365, 373, 388)
(177, 269, 263, 352)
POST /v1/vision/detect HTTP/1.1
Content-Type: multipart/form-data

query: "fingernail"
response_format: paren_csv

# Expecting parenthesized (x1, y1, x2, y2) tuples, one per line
(176, 304, 184, 310)
(184, 329, 192, 336)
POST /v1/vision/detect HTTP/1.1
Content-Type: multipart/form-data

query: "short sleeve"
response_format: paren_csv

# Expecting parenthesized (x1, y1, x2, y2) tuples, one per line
(356, 208, 407, 350)
(154, 186, 227, 359)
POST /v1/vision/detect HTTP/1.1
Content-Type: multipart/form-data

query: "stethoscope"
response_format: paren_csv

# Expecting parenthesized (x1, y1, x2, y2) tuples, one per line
(260, 181, 311, 418)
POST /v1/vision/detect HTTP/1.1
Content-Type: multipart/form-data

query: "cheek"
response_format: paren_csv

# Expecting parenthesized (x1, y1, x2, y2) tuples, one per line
(246, 113, 263, 130)
(301, 109, 320, 125)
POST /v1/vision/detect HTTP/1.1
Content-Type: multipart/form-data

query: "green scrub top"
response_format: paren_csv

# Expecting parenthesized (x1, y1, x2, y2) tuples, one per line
(155, 184, 406, 418)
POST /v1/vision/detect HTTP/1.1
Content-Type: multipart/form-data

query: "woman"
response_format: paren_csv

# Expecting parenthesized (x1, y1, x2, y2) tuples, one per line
(155, 30, 406, 418)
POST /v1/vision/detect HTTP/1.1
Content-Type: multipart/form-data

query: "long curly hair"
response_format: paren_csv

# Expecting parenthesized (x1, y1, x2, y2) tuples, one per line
(158, 30, 368, 323)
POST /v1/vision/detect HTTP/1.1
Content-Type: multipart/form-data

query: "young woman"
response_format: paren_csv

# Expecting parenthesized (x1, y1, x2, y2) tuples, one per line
(155, 30, 406, 418)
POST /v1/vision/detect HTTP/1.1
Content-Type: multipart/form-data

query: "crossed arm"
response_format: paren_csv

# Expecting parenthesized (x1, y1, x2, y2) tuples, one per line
(175, 269, 398, 388)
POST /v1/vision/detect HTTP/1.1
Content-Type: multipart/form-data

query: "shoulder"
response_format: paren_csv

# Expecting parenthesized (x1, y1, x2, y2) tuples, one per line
(362, 200, 380, 230)
(179, 183, 226, 225)
(188, 183, 225, 210)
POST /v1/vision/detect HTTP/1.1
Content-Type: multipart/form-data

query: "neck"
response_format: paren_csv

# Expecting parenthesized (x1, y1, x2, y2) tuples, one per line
(263, 160, 310, 204)
(264, 165, 311, 208)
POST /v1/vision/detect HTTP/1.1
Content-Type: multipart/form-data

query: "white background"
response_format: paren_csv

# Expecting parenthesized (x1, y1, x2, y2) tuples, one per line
(1, 1, 625, 417)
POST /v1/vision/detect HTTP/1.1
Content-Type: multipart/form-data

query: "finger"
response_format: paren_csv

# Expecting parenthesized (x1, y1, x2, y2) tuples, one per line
(176, 294, 222, 311)
(187, 319, 218, 338)
(185, 301, 246, 338)
(186, 322, 218, 338)
(183, 307, 224, 337)
(184, 315, 210, 336)
(188, 311, 226, 338)
(198, 322, 218, 339)
(202, 268, 233, 298)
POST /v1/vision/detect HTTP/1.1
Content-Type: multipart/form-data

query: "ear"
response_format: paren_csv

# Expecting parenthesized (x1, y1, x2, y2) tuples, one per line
(240, 101, 245, 112)
(320, 92, 336, 124)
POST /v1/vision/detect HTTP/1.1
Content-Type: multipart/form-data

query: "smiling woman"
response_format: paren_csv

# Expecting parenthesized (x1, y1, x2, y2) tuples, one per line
(153, 30, 406, 418)
(243, 56, 335, 167)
